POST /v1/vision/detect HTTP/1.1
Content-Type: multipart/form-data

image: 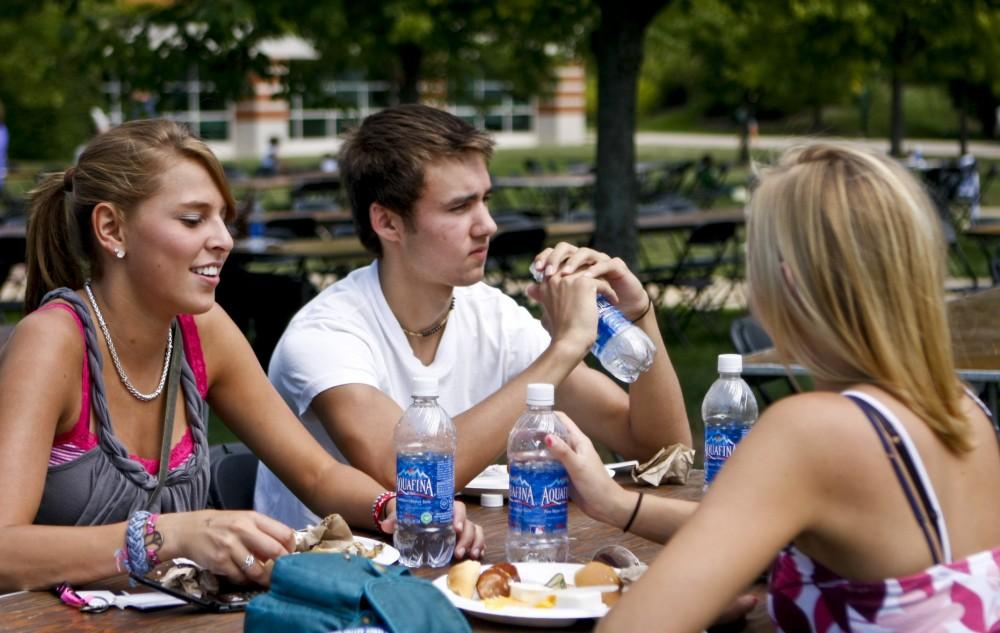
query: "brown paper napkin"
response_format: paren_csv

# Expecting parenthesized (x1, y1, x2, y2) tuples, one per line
(630, 443, 695, 486)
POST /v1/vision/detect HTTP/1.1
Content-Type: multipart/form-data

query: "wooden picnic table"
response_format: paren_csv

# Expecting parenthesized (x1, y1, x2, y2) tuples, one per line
(965, 221, 1000, 285)
(546, 208, 745, 244)
(230, 170, 340, 192)
(0, 471, 774, 633)
(229, 209, 748, 267)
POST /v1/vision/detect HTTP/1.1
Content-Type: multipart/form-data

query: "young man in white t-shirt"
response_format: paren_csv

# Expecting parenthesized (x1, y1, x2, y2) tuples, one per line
(255, 104, 691, 531)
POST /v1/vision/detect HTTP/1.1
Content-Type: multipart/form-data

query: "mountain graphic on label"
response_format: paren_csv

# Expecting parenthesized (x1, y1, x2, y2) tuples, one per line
(705, 433, 736, 460)
(397, 467, 435, 499)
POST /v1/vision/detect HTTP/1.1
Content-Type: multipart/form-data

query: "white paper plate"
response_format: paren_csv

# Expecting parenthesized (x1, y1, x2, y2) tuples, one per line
(461, 464, 509, 497)
(355, 536, 400, 566)
(433, 562, 609, 628)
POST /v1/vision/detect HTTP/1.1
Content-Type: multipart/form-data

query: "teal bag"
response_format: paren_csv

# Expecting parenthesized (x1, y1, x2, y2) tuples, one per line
(244, 553, 471, 633)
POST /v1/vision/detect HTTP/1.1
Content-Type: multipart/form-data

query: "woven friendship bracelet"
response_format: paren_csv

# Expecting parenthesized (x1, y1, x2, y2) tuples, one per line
(123, 510, 153, 576)
(371, 491, 396, 533)
(119, 511, 162, 578)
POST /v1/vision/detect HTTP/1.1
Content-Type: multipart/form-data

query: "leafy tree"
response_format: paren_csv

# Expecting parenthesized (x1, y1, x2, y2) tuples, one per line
(0, 2, 105, 160)
(928, 1, 1000, 149)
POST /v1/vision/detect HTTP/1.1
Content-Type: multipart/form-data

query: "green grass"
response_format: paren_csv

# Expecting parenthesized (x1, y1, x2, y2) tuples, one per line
(638, 83, 992, 141)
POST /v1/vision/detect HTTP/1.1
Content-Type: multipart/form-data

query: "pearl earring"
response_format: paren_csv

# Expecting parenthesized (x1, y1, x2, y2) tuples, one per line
(114, 248, 125, 259)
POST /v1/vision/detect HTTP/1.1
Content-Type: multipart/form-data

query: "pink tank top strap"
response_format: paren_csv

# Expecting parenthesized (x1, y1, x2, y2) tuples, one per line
(38, 303, 93, 447)
(177, 314, 208, 399)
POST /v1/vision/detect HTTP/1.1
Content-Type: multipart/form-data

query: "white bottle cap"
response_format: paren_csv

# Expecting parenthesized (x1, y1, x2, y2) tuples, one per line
(480, 493, 504, 508)
(526, 383, 555, 406)
(718, 354, 742, 374)
(411, 376, 439, 397)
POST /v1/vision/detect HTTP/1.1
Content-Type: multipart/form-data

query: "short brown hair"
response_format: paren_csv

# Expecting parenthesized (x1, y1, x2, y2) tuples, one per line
(25, 118, 236, 311)
(339, 104, 494, 257)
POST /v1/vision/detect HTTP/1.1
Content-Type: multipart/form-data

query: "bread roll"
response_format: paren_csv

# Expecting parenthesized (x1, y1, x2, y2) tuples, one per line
(476, 566, 515, 599)
(574, 562, 621, 588)
(575, 562, 622, 606)
(491, 562, 521, 582)
(447, 560, 481, 599)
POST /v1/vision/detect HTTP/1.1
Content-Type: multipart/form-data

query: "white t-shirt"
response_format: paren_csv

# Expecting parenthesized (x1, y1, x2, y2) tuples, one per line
(254, 260, 551, 528)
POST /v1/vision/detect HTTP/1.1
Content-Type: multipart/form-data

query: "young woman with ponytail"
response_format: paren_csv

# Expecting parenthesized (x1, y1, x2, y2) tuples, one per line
(0, 119, 482, 592)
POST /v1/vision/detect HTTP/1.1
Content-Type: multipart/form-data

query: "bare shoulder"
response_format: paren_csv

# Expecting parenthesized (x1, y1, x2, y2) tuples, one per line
(188, 303, 251, 357)
(0, 306, 84, 423)
(188, 303, 261, 383)
(3, 304, 83, 363)
(189, 302, 237, 340)
(750, 391, 882, 464)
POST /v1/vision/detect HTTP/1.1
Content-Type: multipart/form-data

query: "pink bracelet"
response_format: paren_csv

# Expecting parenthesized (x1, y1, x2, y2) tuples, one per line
(144, 513, 162, 566)
(371, 491, 396, 533)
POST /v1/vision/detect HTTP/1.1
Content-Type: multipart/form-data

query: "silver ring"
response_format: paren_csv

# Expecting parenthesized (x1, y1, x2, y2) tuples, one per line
(240, 553, 256, 571)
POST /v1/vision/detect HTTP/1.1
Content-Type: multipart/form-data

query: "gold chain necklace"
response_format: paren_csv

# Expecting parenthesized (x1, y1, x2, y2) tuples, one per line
(400, 297, 455, 338)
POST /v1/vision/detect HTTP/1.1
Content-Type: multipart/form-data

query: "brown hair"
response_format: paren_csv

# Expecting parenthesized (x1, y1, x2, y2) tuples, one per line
(25, 118, 236, 311)
(747, 142, 971, 452)
(339, 104, 495, 257)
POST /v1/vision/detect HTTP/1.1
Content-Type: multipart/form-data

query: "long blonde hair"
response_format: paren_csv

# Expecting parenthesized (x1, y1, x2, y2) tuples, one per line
(25, 119, 236, 312)
(747, 143, 971, 452)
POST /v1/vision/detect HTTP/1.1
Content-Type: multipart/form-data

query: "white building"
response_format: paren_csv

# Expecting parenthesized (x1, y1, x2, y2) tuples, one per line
(103, 36, 586, 161)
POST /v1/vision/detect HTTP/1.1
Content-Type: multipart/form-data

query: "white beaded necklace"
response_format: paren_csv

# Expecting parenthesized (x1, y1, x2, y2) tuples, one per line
(84, 281, 173, 402)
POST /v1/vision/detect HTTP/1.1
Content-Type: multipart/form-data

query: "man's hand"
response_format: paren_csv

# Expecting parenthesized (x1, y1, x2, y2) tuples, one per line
(378, 500, 484, 560)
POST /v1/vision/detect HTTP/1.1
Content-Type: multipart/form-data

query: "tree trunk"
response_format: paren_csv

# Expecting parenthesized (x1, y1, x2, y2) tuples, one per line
(811, 103, 823, 132)
(591, 0, 667, 268)
(958, 85, 968, 155)
(396, 43, 423, 104)
(738, 115, 750, 165)
(889, 67, 904, 157)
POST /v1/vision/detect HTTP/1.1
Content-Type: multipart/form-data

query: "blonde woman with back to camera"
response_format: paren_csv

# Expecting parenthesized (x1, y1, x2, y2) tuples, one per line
(545, 143, 1000, 632)
(0, 118, 482, 593)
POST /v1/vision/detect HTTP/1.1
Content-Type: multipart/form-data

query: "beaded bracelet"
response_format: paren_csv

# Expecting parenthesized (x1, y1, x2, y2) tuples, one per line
(371, 491, 396, 533)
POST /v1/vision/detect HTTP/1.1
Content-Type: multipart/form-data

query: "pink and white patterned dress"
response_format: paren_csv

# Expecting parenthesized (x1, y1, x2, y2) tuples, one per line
(768, 390, 1000, 632)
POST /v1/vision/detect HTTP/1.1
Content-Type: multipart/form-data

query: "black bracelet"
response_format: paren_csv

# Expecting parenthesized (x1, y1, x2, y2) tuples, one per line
(631, 294, 653, 323)
(622, 492, 644, 533)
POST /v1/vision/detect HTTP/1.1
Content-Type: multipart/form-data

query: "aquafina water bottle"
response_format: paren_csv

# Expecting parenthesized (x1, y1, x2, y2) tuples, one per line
(702, 354, 758, 489)
(531, 266, 655, 383)
(506, 383, 570, 562)
(592, 296, 656, 383)
(393, 376, 456, 568)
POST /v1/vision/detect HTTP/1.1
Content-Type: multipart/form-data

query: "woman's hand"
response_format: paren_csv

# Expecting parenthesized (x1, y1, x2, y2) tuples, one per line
(158, 510, 295, 587)
(545, 412, 635, 528)
(378, 500, 484, 560)
(531, 243, 648, 321)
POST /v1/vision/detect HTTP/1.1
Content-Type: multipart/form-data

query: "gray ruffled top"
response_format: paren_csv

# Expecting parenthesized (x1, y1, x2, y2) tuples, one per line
(33, 288, 210, 525)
